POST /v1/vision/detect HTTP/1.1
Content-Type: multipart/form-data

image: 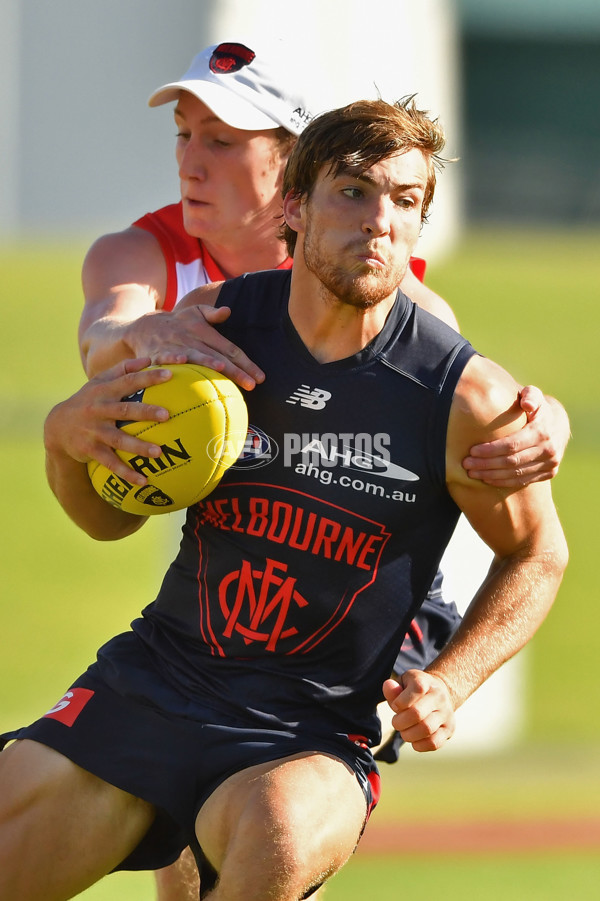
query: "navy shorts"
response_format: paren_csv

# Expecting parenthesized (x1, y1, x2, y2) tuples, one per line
(2, 631, 380, 878)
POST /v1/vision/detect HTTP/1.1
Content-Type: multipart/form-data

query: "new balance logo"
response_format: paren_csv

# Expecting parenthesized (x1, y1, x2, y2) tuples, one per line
(286, 385, 332, 410)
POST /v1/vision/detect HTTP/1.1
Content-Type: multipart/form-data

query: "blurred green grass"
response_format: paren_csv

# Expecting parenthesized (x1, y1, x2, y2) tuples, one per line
(325, 852, 600, 900)
(1, 230, 599, 899)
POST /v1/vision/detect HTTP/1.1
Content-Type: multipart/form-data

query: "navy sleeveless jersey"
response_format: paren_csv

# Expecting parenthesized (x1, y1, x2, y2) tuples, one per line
(125, 270, 476, 744)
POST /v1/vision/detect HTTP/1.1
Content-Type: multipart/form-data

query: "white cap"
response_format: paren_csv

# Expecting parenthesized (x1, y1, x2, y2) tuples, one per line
(148, 41, 314, 136)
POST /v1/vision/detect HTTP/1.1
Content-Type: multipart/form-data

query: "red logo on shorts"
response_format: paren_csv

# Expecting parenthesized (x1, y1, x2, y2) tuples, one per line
(44, 688, 95, 726)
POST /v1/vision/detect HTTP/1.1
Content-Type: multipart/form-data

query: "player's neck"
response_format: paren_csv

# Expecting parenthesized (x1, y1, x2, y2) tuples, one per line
(288, 266, 397, 364)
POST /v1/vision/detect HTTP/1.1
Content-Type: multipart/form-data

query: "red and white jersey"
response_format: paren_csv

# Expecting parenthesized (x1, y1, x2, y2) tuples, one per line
(133, 201, 426, 310)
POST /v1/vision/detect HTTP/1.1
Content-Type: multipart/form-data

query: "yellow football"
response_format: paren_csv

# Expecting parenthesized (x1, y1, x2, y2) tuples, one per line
(87, 364, 248, 515)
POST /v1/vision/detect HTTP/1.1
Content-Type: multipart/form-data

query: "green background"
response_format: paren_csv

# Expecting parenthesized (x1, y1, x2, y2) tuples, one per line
(1, 229, 598, 898)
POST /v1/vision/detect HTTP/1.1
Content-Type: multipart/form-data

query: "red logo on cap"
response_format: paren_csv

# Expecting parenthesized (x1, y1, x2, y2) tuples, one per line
(44, 688, 95, 726)
(210, 43, 256, 75)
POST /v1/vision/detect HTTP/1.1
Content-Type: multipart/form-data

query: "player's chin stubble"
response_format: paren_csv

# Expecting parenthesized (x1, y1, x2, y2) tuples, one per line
(302, 230, 407, 311)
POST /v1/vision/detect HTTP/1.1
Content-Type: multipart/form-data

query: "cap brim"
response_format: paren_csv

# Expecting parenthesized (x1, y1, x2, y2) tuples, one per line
(148, 80, 280, 131)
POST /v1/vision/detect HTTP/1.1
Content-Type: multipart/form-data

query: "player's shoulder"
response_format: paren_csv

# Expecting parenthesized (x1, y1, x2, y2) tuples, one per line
(454, 355, 522, 427)
(447, 355, 526, 484)
(216, 269, 292, 323)
(176, 268, 290, 315)
(381, 294, 474, 396)
(177, 280, 225, 311)
(81, 226, 168, 313)
(84, 225, 163, 272)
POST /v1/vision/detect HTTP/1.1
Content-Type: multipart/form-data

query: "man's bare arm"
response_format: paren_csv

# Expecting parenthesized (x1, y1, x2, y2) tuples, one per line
(79, 228, 168, 376)
(80, 231, 264, 387)
(384, 356, 568, 751)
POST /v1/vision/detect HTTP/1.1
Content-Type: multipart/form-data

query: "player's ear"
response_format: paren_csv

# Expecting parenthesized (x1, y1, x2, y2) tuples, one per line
(283, 191, 304, 234)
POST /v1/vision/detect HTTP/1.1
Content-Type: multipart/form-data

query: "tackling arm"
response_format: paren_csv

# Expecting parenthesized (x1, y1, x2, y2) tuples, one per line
(79, 228, 168, 377)
(80, 231, 264, 388)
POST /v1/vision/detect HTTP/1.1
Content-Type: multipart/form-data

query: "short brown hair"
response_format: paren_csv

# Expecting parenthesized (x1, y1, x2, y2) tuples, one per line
(281, 97, 446, 255)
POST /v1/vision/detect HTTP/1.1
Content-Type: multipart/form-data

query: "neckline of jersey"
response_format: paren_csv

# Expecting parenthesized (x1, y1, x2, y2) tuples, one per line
(282, 290, 412, 371)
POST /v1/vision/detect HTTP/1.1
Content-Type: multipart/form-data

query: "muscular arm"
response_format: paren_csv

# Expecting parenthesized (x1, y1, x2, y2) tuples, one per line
(79, 228, 264, 388)
(384, 356, 568, 751)
(79, 228, 167, 377)
(439, 357, 567, 696)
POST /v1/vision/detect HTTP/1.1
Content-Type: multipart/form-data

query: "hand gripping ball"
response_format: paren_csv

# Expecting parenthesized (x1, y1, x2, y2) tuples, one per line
(87, 364, 248, 515)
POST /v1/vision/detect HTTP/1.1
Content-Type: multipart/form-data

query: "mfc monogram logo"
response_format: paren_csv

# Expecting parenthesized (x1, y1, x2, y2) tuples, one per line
(219, 558, 308, 652)
(196, 487, 392, 657)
